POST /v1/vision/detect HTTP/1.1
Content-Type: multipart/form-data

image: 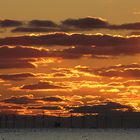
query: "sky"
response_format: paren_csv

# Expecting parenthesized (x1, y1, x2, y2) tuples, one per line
(1, 0, 140, 23)
(0, 0, 140, 116)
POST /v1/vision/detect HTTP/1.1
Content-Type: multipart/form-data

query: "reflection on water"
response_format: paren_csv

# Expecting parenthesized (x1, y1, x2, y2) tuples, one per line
(0, 129, 140, 140)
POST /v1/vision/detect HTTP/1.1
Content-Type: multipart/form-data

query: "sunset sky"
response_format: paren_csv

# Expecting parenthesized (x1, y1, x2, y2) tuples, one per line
(0, 0, 140, 116)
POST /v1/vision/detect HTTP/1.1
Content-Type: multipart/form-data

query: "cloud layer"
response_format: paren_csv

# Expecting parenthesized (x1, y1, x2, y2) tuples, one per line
(2, 17, 140, 33)
(0, 16, 140, 116)
(1, 33, 140, 47)
(70, 102, 133, 113)
(0, 19, 23, 27)
(21, 81, 67, 90)
(1, 33, 140, 60)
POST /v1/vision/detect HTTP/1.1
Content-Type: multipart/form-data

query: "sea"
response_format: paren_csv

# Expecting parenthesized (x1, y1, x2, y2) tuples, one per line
(0, 129, 140, 140)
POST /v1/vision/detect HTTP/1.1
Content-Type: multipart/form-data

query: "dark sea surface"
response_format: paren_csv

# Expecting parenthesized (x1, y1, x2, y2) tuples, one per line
(0, 129, 140, 140)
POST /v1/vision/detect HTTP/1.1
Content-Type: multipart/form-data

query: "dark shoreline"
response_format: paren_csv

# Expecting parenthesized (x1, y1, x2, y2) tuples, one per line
(0, 112, 140, 129)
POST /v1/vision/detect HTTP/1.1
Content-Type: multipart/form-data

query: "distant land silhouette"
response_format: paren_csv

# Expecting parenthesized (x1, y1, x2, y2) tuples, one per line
(0, 112, 140, 128)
